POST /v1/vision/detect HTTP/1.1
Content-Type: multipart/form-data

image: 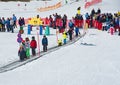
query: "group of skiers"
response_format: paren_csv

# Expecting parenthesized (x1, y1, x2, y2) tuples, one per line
(18, 35, 48, 61)
(1, 6, 119, 61)
(85, 8, 120, 35)
(18, 37, 33, 61)
(0, 14, 26, 33)
(17, 10, 84, 61)
(0, 14, 17, 33)
(18, 17, 25, 27)
(46, 13, 68, 33)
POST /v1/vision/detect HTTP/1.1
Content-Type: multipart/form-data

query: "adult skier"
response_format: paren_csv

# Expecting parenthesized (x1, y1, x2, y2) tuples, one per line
(12, 14, 17, 28)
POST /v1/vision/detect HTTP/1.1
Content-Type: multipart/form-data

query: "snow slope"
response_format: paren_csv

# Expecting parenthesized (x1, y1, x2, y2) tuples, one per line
(0, 0, 120, 85)
(0, 29, 120, 85)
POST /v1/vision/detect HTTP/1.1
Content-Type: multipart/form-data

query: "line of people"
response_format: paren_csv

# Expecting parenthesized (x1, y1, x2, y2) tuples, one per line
(18, 35, 48, 61)
(85, 8, 120, 35)
(0, 14, 17, 33)
(17, 8, 120, 61)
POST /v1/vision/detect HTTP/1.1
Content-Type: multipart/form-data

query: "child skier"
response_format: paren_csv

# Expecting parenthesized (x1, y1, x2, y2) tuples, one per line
(42, 35, 48, 52)
(25, 37, 30, 58)
(18, 45, 26, 61)
(109, 25, 115, 35)
(58, 39, 62, 46)
(30, 36, 37, 56)
(62, 31, 67, 44)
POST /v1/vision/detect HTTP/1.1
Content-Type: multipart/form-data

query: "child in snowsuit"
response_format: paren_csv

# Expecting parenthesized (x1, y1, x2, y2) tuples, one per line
(62, 31, 67, 44)
(42, 35, 48, 52)
(58, 39, 62, 46)
(30, 36, 37, 56)
(109, 26, 114, 35)
(25, 37, 30, 58)
(18, 45, 26, 61)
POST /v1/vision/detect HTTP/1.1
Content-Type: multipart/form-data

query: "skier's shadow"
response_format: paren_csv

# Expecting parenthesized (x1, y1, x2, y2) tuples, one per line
(80, 42, 96, 46)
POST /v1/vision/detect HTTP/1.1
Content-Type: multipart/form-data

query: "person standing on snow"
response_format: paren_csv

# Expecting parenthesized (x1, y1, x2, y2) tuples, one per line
(18, 40, 27, 61)
(42, 35, 48, 52)
(12, 14, 17, 28)
(65, 0, 68, 4)
(97, 8, 101, 14)
(0, 18, 2, 32)
(6, 18, 10, 32)
(91, 8, 95, 17)
(18, 17, 23, 27)
(10, 18, 14, 33)
(18, 45, 26, 61)
(68, 20, 74, 40)
(25, 37, 30, 58)
(68, 28, 73, 40)
(58, 39, 62, 46)
(118, 17, 120, 35)
(62, 14, 67, 29)
(62, 31, 67, 44)
(1, 17, 6, 32)
(30, 36, 37, 56)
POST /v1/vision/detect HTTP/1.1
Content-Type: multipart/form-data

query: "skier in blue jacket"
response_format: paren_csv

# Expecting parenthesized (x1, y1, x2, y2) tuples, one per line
(42, 35, 48, 52)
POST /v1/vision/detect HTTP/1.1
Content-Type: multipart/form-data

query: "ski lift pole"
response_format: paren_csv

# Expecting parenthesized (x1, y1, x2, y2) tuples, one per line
(56, 28, 59, 43)
(37, 31, 40, 56)
(83, 20, 87, 34)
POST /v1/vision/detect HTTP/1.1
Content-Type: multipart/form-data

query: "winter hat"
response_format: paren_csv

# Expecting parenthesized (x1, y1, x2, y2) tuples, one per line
(25, 37, 29, 41)
(22, 40, 25, 43)
(32, 36, 35, 40)
(43, 35, 46, 37)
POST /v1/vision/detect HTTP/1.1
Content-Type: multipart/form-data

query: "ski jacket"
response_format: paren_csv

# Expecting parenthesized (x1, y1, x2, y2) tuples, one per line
(18, 19, 23, 26)
(25, 41, 30, 49)
(30, 40, 37, 48)
(18, 45, 26, 58)
(69, 21, 74, 28)
(62, 32, 67, 39)
(42, 37, 48, 45)
(13, 15, 17, 22)
(10, 19, 14, 25)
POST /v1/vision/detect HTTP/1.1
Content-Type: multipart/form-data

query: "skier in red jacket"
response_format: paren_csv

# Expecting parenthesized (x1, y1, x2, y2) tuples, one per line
(30, 36, 37, 56)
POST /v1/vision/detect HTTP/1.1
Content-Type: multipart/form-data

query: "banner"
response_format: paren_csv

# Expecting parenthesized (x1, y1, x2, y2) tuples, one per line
(85, 0, 102, 8)
(37, 2, 62, 12)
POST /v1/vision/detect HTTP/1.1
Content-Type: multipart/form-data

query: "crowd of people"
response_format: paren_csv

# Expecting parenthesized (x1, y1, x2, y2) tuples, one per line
(18, 35, 49, 61)
(85, 8, 120, 35)
(0, 14, 17, 33)
(1, 7, 120, 61)
(0, 14, 25, 33)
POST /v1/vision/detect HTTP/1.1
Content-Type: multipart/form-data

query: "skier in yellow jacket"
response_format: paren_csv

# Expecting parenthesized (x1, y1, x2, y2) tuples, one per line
(62, 31, 67, 44)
